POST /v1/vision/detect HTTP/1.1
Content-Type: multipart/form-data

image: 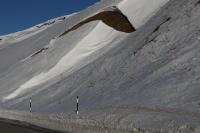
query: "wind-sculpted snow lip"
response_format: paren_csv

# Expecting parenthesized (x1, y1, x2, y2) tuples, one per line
(59, 7, 135, 37)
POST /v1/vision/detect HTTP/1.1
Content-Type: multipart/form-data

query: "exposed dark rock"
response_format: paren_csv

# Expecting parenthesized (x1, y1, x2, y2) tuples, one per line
(196, 0, 200, 5)
(57, 17, 66, 21)
(59, 8, 135, 37)
(31, 48, 48, 57)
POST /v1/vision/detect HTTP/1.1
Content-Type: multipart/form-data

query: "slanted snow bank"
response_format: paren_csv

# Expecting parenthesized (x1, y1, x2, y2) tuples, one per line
(3, 21, 127, 101)
(118, 0, 169, 28)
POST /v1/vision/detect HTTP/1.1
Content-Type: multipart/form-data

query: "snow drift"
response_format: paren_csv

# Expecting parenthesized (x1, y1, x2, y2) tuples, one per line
(59, 7, 135, 36)
(3, 21, 128, 101)
(1, 0, 200, 132)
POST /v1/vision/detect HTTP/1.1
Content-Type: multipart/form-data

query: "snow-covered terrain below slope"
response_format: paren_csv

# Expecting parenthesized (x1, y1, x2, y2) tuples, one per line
(0, 0, 200, 132)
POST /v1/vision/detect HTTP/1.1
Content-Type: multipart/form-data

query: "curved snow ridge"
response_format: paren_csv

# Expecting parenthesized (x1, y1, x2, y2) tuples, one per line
(3, 21, 128, 101)
(59, 7, 135, 37)
(59, 0, 170, 37)
(118, 0, 170, 28)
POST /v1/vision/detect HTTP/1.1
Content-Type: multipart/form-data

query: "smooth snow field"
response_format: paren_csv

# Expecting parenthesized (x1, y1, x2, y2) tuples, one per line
(0, 0, 200, 132)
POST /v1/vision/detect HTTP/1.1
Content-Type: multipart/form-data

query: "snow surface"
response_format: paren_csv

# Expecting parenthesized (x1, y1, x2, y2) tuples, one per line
(0, 27, 46, 49)
(3, 21, 127, 101)
(2, 28, 45, 44)
(118, 0, 169, 28)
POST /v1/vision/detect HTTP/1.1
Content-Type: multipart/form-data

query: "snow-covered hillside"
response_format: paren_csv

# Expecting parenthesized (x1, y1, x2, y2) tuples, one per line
(0, 0, 200, 132)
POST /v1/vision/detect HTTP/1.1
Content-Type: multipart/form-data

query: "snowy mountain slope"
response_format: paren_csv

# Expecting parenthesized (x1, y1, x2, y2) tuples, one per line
(0, 0, 200, 132)
(0, 0, 151, 104)
(118, 0, 170, 28)
(3, 21, 128, 101)
(0, 19, 69, 73)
